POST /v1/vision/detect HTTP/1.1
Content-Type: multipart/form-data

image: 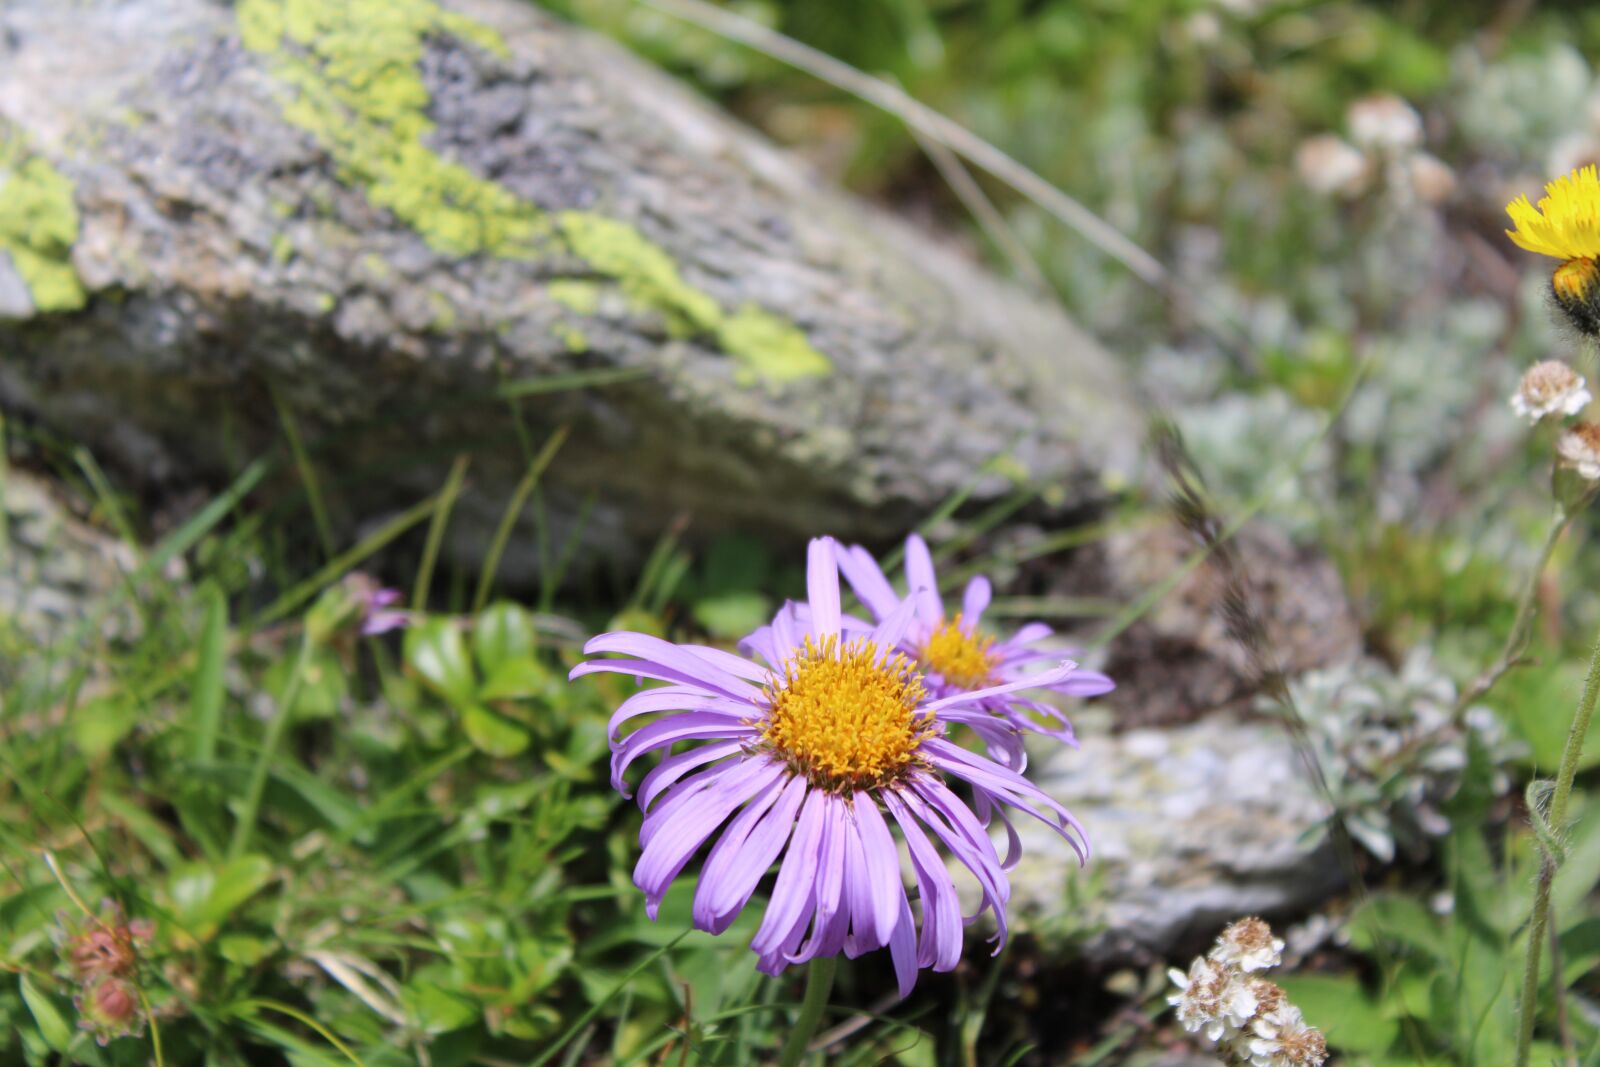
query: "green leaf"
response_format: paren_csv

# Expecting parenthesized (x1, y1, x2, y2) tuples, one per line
(70, 697, 135, 761)
(1277, 974, 1398, 1056)
(264, 650, 347, 721)
(169, 854, 275, 939)
(461, 704, 530, 758)
(19, 975, 72, 1053)
(191, 581, 228, 762)
(1558, 917, 1600, 988)
(402, 977, 480, 1035)
(407, 619, 479, 708)
(1554, 795, 1600, 921)
(479, 657, 554, 702)
(1496, 657, 1600, 772)
(1348, 893, 1448, 963)
(691, 592, 771, 640)
(473, 602, 537, 677)
(218, 933, 271, 966)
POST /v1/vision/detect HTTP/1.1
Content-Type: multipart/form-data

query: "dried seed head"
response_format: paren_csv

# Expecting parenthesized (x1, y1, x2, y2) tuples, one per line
(1211, 916, 1285, 973)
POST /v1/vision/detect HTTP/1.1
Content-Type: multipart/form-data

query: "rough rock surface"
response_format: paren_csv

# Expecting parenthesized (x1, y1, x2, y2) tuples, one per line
(1012, 712, 1342, 965)
(1080, 522, 1362, 728)
(0, 469, 150, 693)
(0, 0, 1137, 574)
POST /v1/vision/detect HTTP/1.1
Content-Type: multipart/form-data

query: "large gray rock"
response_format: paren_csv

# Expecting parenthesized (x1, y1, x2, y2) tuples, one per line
(0, 469, 158, 701)
(0, 0, 1137, 574)
(1013, 712, 1342, 965)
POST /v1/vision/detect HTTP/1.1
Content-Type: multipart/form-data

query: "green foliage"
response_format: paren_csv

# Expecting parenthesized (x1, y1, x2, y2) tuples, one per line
(1306, 785, 1600, 1065)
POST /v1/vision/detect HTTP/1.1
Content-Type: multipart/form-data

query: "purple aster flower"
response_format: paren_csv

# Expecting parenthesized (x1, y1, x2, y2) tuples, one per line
(826, 534, 1114, 768)
(570, 537, 1088, 996)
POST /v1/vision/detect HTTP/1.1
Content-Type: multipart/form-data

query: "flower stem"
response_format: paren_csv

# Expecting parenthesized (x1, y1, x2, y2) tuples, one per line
(1461, 504, 1569, 713)
(777, 956, 838, 1067)
(1514, 624, 1600, 1066)
(229, 630, 315, 860)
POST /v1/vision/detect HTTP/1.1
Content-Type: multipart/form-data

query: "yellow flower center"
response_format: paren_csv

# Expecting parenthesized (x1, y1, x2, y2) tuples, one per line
(1554, 257, 1599, 303)
(1505, 165, 1600, 261)
(761, 635, 930, 791)
(919, 614, 999, 691)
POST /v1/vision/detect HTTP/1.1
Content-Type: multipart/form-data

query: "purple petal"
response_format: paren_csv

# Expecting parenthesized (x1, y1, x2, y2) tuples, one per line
(884, 790, 962, 971)
(612, 712, 757, 789)
(638, 739, 743, 808)
(806, 538, 842, 642)
(934, 707, 1029, 771)
(839, 543, 900, 621)
(790, 797, 851, 963)
(921, 661, 1079, 712)
(1002, 622, 1053, 647)
(634, 757, 784, 918)
(961, 577, 992, 628)
(607, 685, 728, 741)
(772, 600, 802, 660)
(904, 777, 1010, 944)
(853, 799, 902, 945)
(682, 644, 774, 684)
(577, 631, 762, 700)
(888, 886, 918, 999)
(868, 593, 921, 655)
(737, 625, 783, 669)
(922, 738, 1088, 863)
(750, 787, 830, 957)
(694, 773, 808, 934)
(903, 534, 944, 625)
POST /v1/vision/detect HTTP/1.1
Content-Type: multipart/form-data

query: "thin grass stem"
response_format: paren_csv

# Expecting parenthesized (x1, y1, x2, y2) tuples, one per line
(1515, 625, 1600, 1065)
(473, 426, 568, 613)
(228, 631, 314, 859)
(412, 454, 471, 612)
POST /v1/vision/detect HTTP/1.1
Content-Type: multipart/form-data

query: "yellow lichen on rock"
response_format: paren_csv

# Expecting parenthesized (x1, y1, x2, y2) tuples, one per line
(237, 0, 831, 384)
(0, 127, 85, 314)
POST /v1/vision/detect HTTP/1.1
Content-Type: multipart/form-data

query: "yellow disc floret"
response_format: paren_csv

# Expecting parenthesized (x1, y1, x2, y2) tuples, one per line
(1554, 257, 1600, 304)
(920, 614, 1000, 691)
(762, 635, 931, 791)
(1505, 165, 1600, 261)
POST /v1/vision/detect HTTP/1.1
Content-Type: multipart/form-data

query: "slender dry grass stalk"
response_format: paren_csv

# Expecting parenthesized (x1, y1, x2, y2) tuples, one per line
(1150, 419, 1430, 1064)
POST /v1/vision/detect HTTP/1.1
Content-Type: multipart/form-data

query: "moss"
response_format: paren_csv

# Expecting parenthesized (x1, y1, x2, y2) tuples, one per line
(547, 279, 602, 315)
(237, 0, 830, 384)
(0, 128, 86, 314)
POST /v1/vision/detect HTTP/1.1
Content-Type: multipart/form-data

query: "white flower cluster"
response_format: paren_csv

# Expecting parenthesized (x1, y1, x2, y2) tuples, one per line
(1505, 358, 1600, 486)
(1512, 360, 1591, 424)
(1295, 93, 1455, 205)
(1168, 918, 1327, 1067)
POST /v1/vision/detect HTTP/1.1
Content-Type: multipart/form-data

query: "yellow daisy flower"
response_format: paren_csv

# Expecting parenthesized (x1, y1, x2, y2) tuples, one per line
(1507, 166, 1600, 337)
(1505, 165, 1600, 261)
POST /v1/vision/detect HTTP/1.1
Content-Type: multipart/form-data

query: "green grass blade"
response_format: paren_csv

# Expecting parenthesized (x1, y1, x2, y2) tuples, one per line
(190, 582, 228, 764)
(529, 929, 692, 1067)
(253, 491, 440, 628)
(472, 425, 568, 613)
(411, 453, 470, 612)
(271, 382, 336, 559)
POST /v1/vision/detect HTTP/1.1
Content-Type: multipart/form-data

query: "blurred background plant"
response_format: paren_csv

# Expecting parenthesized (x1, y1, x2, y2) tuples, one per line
(7, 0, 1600, 1064)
